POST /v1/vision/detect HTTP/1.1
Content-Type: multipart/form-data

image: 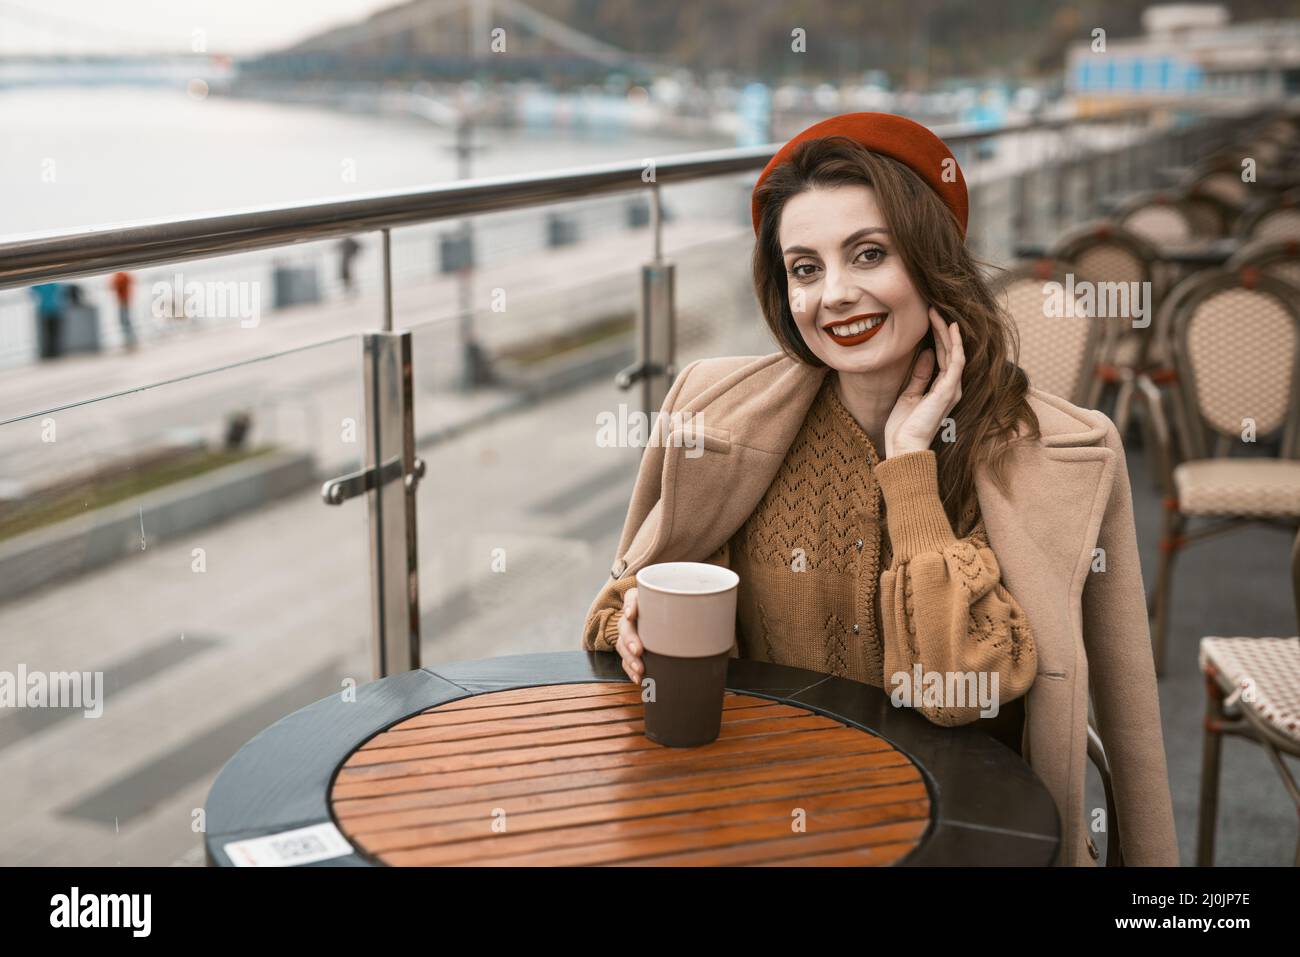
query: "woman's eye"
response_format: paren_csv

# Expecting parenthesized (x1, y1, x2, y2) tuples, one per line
(789, 247, 883, 280)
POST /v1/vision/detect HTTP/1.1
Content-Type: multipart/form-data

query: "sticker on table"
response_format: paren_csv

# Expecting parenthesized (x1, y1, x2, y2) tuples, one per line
(224, 822, 354, 867)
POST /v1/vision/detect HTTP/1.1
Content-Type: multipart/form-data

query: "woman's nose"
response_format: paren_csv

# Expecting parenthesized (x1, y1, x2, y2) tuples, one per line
(822, 267, 861, 310)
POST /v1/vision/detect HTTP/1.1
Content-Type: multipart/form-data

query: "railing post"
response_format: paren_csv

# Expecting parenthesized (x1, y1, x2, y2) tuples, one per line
(361, 330, 422, 678)
(640, 264, 676, 416)
(1011, 131, 1030, 244)
(1053, 133, 1069, 236)
(322, 328, 424, 679)
(322, 227, 423, 679)
(381, 227, 394, 332)
(617, 183, 677, 416)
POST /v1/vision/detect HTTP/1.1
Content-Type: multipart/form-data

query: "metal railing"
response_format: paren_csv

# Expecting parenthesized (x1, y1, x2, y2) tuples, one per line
(0, 102, 1268, 677)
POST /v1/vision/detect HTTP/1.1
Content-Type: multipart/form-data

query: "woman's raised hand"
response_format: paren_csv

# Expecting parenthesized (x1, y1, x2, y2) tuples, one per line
(883, 306, 965, 458)
(615, 587, 645, 684)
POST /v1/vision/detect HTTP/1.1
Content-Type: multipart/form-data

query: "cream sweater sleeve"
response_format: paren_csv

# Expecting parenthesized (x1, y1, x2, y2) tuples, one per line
(873, 449, 1037, 727)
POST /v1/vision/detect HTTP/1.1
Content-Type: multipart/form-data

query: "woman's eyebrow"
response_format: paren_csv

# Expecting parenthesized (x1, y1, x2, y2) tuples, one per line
(783, 226, 888, 256)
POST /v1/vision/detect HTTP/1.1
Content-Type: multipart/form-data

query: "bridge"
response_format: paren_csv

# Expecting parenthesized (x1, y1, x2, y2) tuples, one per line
(243, 0, 668, 83)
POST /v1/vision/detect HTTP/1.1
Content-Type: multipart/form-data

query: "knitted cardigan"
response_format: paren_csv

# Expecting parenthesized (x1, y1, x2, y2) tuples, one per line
(584, 375, 1038, 732)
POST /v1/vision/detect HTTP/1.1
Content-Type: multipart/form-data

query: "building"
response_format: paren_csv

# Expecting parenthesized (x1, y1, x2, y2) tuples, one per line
(1067, 4, 1300, 112)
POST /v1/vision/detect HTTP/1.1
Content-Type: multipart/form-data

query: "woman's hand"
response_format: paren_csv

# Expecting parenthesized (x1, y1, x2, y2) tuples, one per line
(884, 306, 965, 458)
(615, 587, 645, 684)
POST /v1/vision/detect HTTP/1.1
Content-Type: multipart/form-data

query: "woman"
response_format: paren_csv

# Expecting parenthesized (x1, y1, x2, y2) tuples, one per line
(581, 113, 1178, 867)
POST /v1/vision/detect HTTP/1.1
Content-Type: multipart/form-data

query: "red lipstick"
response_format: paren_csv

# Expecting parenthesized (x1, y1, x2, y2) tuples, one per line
(823, 312, 888, 346)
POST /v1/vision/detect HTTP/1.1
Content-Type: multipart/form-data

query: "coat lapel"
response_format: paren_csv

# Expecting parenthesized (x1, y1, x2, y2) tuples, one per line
(972, 397, 1116, 677)
(644, 356, 829, 566)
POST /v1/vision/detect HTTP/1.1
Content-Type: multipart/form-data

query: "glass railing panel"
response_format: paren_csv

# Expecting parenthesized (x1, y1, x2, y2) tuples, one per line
(0, 335, 370, 865)
(395, 198, 646, 664)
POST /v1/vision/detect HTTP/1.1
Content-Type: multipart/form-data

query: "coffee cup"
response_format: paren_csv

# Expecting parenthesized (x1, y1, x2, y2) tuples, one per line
(633, 561, 739, 747)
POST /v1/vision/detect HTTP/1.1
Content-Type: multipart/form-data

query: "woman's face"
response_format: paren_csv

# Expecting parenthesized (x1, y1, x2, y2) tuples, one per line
(778, 183, 930, 374)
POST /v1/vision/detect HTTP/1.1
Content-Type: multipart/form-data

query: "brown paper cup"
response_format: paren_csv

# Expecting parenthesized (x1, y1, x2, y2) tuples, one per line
(634, 562, 739, 747)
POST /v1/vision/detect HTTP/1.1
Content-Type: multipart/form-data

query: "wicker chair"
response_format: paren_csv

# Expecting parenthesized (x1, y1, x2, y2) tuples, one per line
(1049, 221, 1162, 437)
(1113, 190, 1198, 247)
(1239, 187, 1300, 242)
(1226, 238, 1300, 290)
(1132, 267, 1300, 677)
(1187, 169, 1253, 214)
(1195, 526, 1300, 866)
(1086, 716, 1124, 866)
(1180, 186, 1239, 238)
(990, 259, 1107, 407)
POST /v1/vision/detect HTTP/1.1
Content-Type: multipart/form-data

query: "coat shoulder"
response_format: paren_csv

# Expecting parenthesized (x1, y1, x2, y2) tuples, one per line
(672, 352, 786, 407)
(1025, 384, 1121, 449)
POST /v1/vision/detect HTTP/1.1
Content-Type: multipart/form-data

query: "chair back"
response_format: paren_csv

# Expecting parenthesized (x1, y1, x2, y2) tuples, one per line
(991, 259, 1106, 406)
(1226, 238, 1300, 290)
(1052, 219, 1160, 289)
(1113, 192, 1197, 246)
(1166, 266, 1300, 461)
(1188, 170, 1252, 213)
(1181, 188, 1237, 238)
(1051, 221, 1162, 376)
(1239, 188, 1300, 242)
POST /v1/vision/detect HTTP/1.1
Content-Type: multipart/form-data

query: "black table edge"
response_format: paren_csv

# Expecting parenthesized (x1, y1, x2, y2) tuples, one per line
(204, 651, 1060, 867)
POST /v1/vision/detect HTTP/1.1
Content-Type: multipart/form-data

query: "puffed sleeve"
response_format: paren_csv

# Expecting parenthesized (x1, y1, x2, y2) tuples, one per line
(874, 449, 1037, 726)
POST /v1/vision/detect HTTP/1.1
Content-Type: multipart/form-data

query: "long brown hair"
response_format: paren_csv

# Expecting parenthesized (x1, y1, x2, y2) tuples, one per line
(751, 135, 1040, 531)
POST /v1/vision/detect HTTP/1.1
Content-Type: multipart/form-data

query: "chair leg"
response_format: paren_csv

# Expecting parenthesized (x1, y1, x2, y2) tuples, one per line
(1113, 375, 1136, 443)
(1084, 370, 1110, 413)
(1131, 384, 1165, 492)
(1196, 670, 1225, 866)
(1150, 509, 1186, 677)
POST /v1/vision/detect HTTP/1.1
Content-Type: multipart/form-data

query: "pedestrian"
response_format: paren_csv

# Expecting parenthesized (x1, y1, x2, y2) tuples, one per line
(338, 237, 362, 296)
(110, 271, 136, 350)
(30, 282, 65, 360)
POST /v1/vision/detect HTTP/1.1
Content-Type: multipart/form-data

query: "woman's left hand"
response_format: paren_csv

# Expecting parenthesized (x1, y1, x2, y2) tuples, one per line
(884, 306, 965, 458)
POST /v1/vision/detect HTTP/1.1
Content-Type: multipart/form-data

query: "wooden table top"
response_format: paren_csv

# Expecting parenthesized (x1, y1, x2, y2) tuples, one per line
(329, 682, 930, 866)
(204, 653, 1060, 866)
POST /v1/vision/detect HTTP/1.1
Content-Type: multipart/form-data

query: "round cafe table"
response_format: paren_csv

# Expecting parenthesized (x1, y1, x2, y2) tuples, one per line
(204, 652, 1060, 866)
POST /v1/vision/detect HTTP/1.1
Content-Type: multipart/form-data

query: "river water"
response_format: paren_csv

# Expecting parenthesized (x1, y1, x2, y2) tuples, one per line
(0, 85, 738, 368)
(1, 85, 728, 235)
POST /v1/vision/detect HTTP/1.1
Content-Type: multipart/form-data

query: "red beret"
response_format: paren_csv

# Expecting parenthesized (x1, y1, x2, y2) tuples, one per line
(751, 112, 968, 238)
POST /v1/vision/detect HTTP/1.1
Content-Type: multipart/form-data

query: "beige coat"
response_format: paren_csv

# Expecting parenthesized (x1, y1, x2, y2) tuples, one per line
(582, 351, 1180, 867)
